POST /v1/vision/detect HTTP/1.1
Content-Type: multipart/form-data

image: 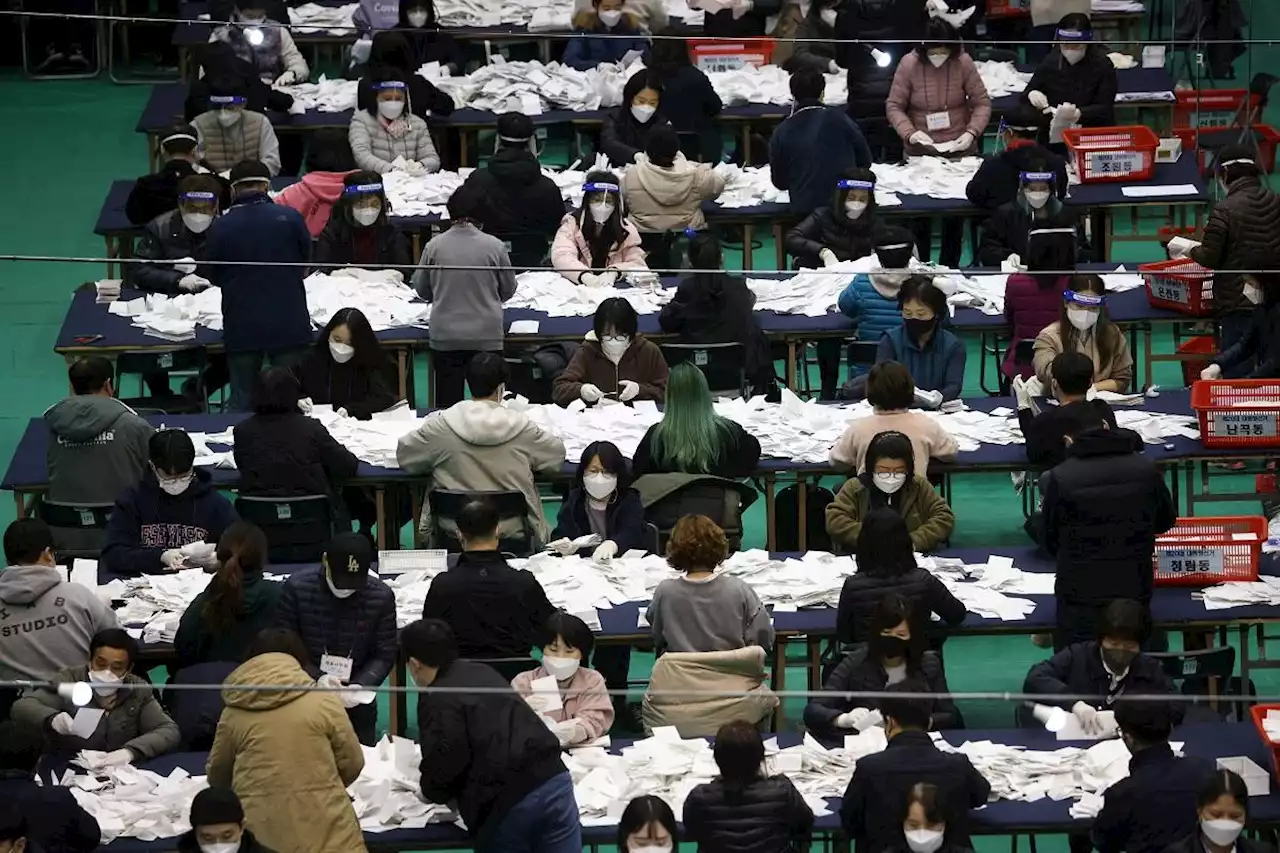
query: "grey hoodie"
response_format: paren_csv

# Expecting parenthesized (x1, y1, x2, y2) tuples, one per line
(44, 395, 154, 504)
(395, 399, 566, 541)
(0, 565, 119, 682)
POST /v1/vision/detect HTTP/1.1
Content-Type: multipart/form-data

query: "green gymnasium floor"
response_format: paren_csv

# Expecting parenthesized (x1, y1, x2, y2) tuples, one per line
(1, 8, 1280, 847)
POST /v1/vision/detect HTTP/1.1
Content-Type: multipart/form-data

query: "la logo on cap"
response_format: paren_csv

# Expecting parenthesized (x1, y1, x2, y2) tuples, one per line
(346, 555, 360, 573)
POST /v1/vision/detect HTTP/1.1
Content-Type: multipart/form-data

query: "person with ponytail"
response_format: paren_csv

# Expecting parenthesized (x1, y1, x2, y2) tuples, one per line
(174, 521, 282, 670)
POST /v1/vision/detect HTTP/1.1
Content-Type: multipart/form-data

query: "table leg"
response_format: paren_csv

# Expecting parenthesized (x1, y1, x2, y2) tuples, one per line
(797, 474, 809, 551)
(773, 222, 785, 269)
(105, 236, 120, 279)
(375, 486, 387, 551)
(771, 634, 787, 731)
(14, 493, 28, 520)
(785, 341, 798, 391)
(742, 222, 755, 271)
(807, 636, 823, 692)
(1142, 325, 1153, 390)
(396, 348, 409, 402)
(764, 472, 777, 551)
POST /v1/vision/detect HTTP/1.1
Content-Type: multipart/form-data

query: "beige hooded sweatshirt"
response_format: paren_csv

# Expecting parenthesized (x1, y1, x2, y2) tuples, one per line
(622, 153, 727, 233)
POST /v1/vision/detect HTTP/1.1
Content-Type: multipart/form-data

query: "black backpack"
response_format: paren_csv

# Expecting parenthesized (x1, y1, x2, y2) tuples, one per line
(772, 484, 835, 552)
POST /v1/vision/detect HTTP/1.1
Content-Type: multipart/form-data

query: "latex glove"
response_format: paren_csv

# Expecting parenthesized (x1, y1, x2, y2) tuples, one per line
(547, 537, 578, 556)
(173, 256, 197, 274)
(579, 272, 603, 288)
(101, 749, 134, 767)
(180, 541, 216, 560)
(592, 540, 619, 562)
(1001, 253, 1023, 273)
(580, 383, 603, 404)
(403, 160, 426, 176)
(274, 70, 297, 87)
(1201, 364, 1223, 381)
(350, 36, 372, 65)
(819, 248, 839, 267)
(836, 707, 873, 729)
(1056, 103, 1081, 124)
(552, 718, 582, 747)
(317, 673, 345, 693)
(1072, 701, 1101, 734)
(828, 60, 841, 74)
(730, 0, 753, 19)
(160, 549, 186, 571)
(297, 397, 314, 414)
(908, 130, 935, 148)
(953, 131, 976, 151)
(913, 388, 944, 409)
(1023, 375, 1046, 398)
(178, 274, 210, 293)
(618, 380, 640, 402)
(1013, 376, 1034, 411)
(632, 151, 644, 165)
(1028, 89, 1049, 111)
(336, 407, 349, 419)
(598, 270, 620, 288)
(1167, 236, 1200, 258)
(50, 712, 76, 736)
(925, 0, 949, 15)
(525, 692, 557, 714)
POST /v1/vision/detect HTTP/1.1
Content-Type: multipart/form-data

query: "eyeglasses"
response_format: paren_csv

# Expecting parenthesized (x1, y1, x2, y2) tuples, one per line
(600, 334, 630, 343)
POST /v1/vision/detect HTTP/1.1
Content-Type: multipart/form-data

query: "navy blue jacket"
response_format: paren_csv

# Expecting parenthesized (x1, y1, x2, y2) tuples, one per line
(768, 102, 872, 216)
(1092, 744, 1215, 853)
(101, 469, 239, 577)
(552, 487, 647, 553)
(205, 192, 313, 353)
(875, 324, 967, 401)
(562, 23, 647, 70)
(0, 770, 99, 853)
(1024, 641, 1183, 724)
(275, 566, 398, 688)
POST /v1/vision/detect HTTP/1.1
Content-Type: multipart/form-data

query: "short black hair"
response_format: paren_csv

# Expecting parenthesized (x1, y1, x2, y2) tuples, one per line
(0, 720, 43, 773)
(399, 618, 458, 669)
(874, 225, 916, 270)
(1050, 351, 1095, 396)
(617, 796, 678, 852)
(1199, 769, 1249, 813)
(496, 112, 535, 142)
(252, 366, 301, 415)
(1098, 599, 1149, 644)
(90, 628, 138, 665)
(879, 679, 933, 731)
(466, 352, 509, 398)
(455, 499, 499, 540)
(866, 361, 915, 410)
(789, 67, 824, 102)
(447, 185, 483, 222)
(856, 507, 918, 579)
(713, 719, 766, 785)
(150, 429, 196, 474)
(161, 123, 200, 156)
(245, 627, 311, 668)
(69, 357, 114, 395)
(594, 297, 639, 340)
(1114, 697, 1173, 746)
(899, 276, 948, 319)
(864, 430, 916, 475)
(645, 124, 680, 167)
(3, 518, 53, 566)
(541, 611, 595, 659)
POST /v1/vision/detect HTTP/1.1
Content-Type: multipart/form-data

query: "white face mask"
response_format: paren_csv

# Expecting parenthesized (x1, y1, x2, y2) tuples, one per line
(1244, 284, 1263, 305)
(329, 341, 355, 363)
(1062, 47, 1086, 65)
(598, 9, 623, 26)
(905, 829, 945, 853)
(542, 655, 581, 681)
(845, 201, 867, 220)
(584, 472, 618, 500)
(601, 337, 630, 364)
(352, 204, 381, 226)
(927, 52, 949, 68)
(326, 571, 357, 599)
(1024, 190, 1051, 209)
(873, 472, 907, 494)
(217, 109, 241, 127)
(1067, 306, 1099, 332)
(589, 201, 615, 224)
(819, 7, 838, 26)
(157, 470, 193, 496)
(1201, 820, 1244, 847)
(632, 847, 672, 853)
(406, 9, 429, 26)
(378, 99, 406, 120)
(200, 842, 241, 853)
(631, 104, 656, 123)
(88, 668, 123, 697)
(183, 212, 214, 234)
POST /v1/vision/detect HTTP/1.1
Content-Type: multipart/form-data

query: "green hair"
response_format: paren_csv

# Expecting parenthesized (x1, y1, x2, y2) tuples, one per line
(650, 363, 733, 473)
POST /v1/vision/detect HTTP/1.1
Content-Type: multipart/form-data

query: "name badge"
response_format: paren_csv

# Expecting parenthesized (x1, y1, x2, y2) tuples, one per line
(926, 111, 951, 132)
(320, 654, 354, 682)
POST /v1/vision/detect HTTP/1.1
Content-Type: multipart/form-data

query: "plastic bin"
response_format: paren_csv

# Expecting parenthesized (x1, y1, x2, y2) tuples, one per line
(1191, 380, 1280, 448)
(1173, 125, 1280, 173)
(986, 0, 1029, 16)
(1152, 516, 1266, 587)
(688, 38, 774, 72)
(1062, 126, 1160, 183)
(1248, 704, 1280, 784)
(1140, 258, 1214, 316)
(1177, 335, 1217, 386)
(1173, 89, 1257, 131)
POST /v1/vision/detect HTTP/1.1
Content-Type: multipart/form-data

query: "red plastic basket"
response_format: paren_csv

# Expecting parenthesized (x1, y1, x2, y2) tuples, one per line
(1139, 258, 1214, 316)
(1173, 89, 1257, 130)
(1177, 335, 1217, 386)
(1062, 126, 1160, 183)
(1191, 379, 1280, 448)
(986, 0, 1029, 17)
(1248, 705, 1280, 782)
(688, 38, 774, 72)
(1152, 516, 1266, 586)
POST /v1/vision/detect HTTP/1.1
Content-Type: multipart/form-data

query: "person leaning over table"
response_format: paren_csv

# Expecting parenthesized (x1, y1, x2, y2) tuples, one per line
(621, 124, 726, 244)
(562, 0, 649, 71)
(552, 297, 669, 407)
(179, 787, 276, 853)
(1015, 350, 1117, 469)
(976, 160, 1083, 267)
(0, 719, 100, 853)
(874, 278, 967, 406)
(785, 167, 881, 270)
(312, 172, 411, 269)
(644, 33, 723, 164)
(1022, 14, 1117, 138)
(829, 363, 960, 476)
(1163, 770, 1277, 853)
(294, 307, 399, 419)
(552, 171, 648, 285)
(208, 2, 308, 86)
(13, 628, 180, 765)
(1200, 273, 1280, 381)
(1032, 273, 1132, 393)
(190, 76, 282, 176)
(618, 796, 680, 853)
(682, 719, 815, 853)
(806, 592, 961, 738)
(964, 103, 1069, 213)
(349, 75, 440, 176)
(207, 628, 366, 853)
(512, 611, 615, 748)
(602, 71, 674, 168)
(129, 174, 224, 297)
(827, 431, 957, 554)
(1001, 224, 1081, 381)
(101, 429, 239, 577)
(630, 362, 762, 478)
(126, 123, 229, 226)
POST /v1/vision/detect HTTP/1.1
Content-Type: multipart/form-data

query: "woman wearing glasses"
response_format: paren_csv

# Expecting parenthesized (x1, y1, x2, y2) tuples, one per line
(552, 298, 669, 407)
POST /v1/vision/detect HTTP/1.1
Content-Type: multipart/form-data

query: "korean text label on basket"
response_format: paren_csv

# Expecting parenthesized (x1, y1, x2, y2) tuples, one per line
(1213, 412, 1277, 439)
(1157, 548, 1225, 577)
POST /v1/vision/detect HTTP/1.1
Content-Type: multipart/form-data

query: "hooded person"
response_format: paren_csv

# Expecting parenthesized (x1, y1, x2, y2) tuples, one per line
(965, 103, 1069, 211)
(371, 1, 466, 75)
(349, 75, 440, 175)
(185, 41, 295, 120)
(601, 71, 674, 167)
(273, 130, 359, 237)
(207, 2, 309, 85)
(178, 787, 276, 853)
(126, 123, 230, 226)
(313, 171, 412, 269)
(551, 171, 649, 284)
(786, 168, 880, 269)
(977, 162, 1082, 266)
(129, 174, 225, 295)
(190, 75, 282, 176)
(552, 297, 670, 407)
(838, 225, 916, 349)
(358, 35, 456, 119)
(622, 124, 726, 238)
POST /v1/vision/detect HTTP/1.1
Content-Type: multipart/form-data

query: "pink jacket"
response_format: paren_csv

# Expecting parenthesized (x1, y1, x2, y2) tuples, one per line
(551, 213, 648, 283)
(829, 410, 960, 476)
(886, 52, 991, 155)
(511, 665, 615, 745)
(1002, 273, 1068, 378)
(274, 170, 357, 236)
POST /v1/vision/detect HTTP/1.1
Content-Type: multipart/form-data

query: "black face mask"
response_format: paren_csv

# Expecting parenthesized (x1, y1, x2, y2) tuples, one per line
(903, 317, 936, 345)
(879, 635, 909, 660)
(1102, 647, 1137, 674)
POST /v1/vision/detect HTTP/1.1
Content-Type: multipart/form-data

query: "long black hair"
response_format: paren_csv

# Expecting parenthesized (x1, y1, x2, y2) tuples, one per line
(315, 307, 388, 370)
(204, 521, 267, 634)
(855, 507, 919, 579)
(1059, 273, 1121, 370)
(577, 169, 628, 271)
(621, 71, 663, 125)
(334, 170, 391, 228)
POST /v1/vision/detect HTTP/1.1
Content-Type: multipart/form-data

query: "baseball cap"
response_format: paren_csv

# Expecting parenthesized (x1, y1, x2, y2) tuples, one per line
(322, 532, 374, 590)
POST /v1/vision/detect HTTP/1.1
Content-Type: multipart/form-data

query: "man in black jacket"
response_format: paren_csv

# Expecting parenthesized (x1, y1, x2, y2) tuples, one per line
(1092, 699, 1215, 853)
(965, 103, 1069, 211)
(129, 174, 224, 296)
(1017, 351, 1117, 469)
(1041, 424, 1177, 650)
(840, 682, 991, 853)
(0, 719, 100, 853)
(275, 533, 397, 745)
(456, 113, 567, 269)
(403, 619, 579, 853)
(126, 125, 229, 226)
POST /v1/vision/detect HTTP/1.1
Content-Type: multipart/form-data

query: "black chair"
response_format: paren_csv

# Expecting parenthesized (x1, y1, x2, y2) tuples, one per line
(116, 347, 208, 414)
(660, 342, 748, 398)
(427, 489, 537, 556)
(639, 477, 759, 553)
(1147, 646, 1250, 721)
(234, 494, 335, 563)
(503, 351, 556, 404)
(643, 522, 660, 554)
(37, 500, 114, 558)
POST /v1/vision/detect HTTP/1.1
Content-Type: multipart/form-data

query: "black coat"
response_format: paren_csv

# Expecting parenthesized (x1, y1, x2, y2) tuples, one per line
(658, 272, 774, 387)
(1024, 641, 1183, 723)
(314, 215, 412, 271)
(838, 0, 915, 120)
(275, 566, 399, 687)
(1189, 175, 1280, 314)
(0, 770, 99, 853)
(232, 411, 360, 504)
(840, 729, 991, 853)
(456, 149, 567, 248)
(552, 487, 648, 553)
(416, 659, 566, 844)
(126, 160, 231, 226)
(700, 0, 781, 35)
(631, 420, 761, 478)
(1091, 744, 1216, 853)
(420, 550, 557, 660)
(1214, 299, 1280, 378)
(373, 22, 466, 76)
(601, 108, 673, 168)
(785, 206, 878, 269)
(293, 348, 399, 419)
(356, 64, 455, 121)
(128, 209, 212, 295)
(804, 645, 960, 736)
(977, 199, 1081, 266)
(1018, 399, 1117, 469)
(965, 142, 1070, 212)
(179, 828, 275, 853)
(683, 775, 814, 853)
(185, 41, 294, 119)
(1024, 48, 1118, 128)
(1042, 429, 1177, 604)
(836, 567, 967, 646)
(1164, 834, 1276, 853)
(646, 64, 724, 163)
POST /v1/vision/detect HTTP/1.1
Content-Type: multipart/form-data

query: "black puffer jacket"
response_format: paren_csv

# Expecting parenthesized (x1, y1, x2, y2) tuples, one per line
(128, 209, 212, 295)
(965, 141, 1070, 211)
(1213, 298, 1280, 378)
(232, 412, 360, 504)
(314, 214, 412, 271)
(601, 108, 674, 168)
(836, 567, 966, 645)
(785, 206, 878, 269)
(126, 160, 230, 226)
(1024, 47, 1118, 127)
(659, 272, 774, 388)
(457, 149, 567, 245)
(1190, 175, 1280, 314)
(683, 776, 814, 853)
(293, 348, 399, 419)
(804, 645, 960, 736)
(1041, 428, 1177, 604)
(275, 566, 399, 687)
(977, 198, 1081, 266)
(1024, 641, 1183, 723)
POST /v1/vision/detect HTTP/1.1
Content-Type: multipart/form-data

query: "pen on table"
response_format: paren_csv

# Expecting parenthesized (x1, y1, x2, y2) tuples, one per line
(75, 334, 104, 344)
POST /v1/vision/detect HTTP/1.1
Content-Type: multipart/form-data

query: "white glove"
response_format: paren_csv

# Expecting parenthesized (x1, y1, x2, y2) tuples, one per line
(1002, 253, 1023, 273)
(819, 248, 839, 267)
(1056, 103, 1081, 124)
(403, 160, 426, 176)
(828, 60, 841, 74)
(632, 151, 644, 164)
(1085, 384, 1098, 401)
(580, 383, 603, 403)
(925, 0, 949, 15)
(592, 540, 619, 561)
(173, 257, 197, 274)
(730, 0, 753, 18)
(1201, 364, 1223, 381)
(102, 749, 134, 767)
(336, 407, 349, 418)
(1028, 90, 1050, 111)
(274, 70, 297, 87)
(579, 272, 604, 288)
(181, 541, 218, 569)
(526, 692, 557, 713)
(1013, 375, 1034, 411)
(598, 270, 620, 288)
(1167, 236, 1200, 259)
(909, 130, 935, 147)
(836, 707, 873, 729)
(297, 397, 314, 414)
(50, 712, 76, 736)
(317, 673, 345, 692)
(618, 380, 640, 402)
(552, 718, 582, 747)
(178, 274, 210, 293)
(350, 36, 372, 65)
(953, 131, 976, 151)
(1072, 701, 1102, 734)
(160, 549, 186, 571)
(913, 388, 945, 409)
(547, 537, 578, 556)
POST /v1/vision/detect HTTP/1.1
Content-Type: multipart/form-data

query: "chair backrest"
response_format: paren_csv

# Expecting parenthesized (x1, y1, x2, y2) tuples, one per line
(427, 489, 536, 557)
(638, 477, 759, 553)
(1148, 647, 1236, 683)
(490, 232, 550, 270)
(660, 342, 747, 398)
(644, 522, 661, 554)
(503, 354, 555, 405)
(38, 500, 115, 559)
(233, 494, 334, 563)
(846, 340, 879, 368)
(1013, 338, 1036, 365)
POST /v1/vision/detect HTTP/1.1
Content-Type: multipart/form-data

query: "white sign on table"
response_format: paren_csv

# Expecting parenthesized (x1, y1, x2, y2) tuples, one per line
(1212, 411, 1276, 439)
(1158, 547, 1225, 578)
(1088, 150, 1144, 176)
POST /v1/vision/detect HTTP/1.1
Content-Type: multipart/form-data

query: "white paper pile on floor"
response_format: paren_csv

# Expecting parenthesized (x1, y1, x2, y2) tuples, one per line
(433, 0, 574, 27)
(932, 734, 1137, 807)
(351, 736, 459, 831)
(288, 2, 357, 33)
(281, 76, 359, 112)
(58, 763, 206, 843)
(420, 59, 629, 113)
(508, 270, 674, 317)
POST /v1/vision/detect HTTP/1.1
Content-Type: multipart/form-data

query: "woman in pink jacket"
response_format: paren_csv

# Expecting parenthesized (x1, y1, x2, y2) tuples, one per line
(512, 612, 615, 747)
(886, 18, 990, 267)
(552, 171, 649, 286)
